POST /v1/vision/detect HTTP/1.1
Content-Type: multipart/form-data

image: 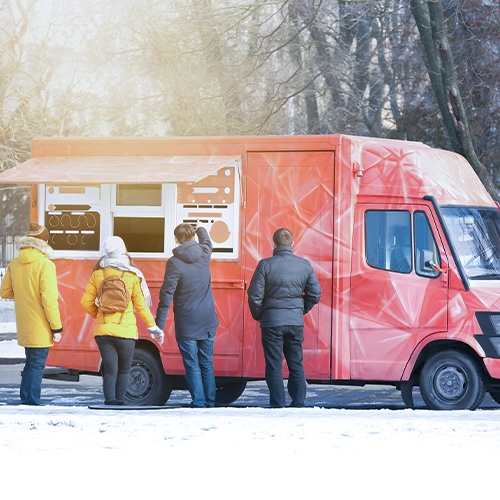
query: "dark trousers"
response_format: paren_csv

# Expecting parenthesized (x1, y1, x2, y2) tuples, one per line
(20, 347, 49, 405)
(261, 325, 306, 408)
(95, 336, 136, 404)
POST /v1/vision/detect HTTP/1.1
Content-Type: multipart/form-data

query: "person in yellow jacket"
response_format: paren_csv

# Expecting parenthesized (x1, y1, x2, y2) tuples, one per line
(81, 236, 164, 406)
(0, 222, 63, 405)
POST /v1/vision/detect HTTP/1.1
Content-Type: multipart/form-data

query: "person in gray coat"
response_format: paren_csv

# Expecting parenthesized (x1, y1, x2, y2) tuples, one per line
(156, 223, 218, 408)
(248, 228, 321, 408)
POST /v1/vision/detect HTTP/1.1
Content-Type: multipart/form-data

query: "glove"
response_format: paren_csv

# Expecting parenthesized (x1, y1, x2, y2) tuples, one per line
(196, 219, 210, 230)
(148, 326, 164, 345)
(53, 332, 62, 343)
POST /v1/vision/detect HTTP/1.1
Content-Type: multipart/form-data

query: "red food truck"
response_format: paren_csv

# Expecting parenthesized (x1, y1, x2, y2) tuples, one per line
(2, 134, 500, 410)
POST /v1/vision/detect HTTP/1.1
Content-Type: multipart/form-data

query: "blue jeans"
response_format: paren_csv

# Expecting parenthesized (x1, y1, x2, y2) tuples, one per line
(177, 334, 216, 408)
(20, 347, 49, 405)
(261, 325, 306, 408)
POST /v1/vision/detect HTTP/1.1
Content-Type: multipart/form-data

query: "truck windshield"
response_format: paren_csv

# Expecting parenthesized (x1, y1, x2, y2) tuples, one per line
(441, 207, 500, 280)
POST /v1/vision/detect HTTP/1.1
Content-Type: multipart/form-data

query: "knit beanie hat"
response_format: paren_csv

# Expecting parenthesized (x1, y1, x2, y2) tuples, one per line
(26, 222, 50, 243)
(102, 236, 127, 257)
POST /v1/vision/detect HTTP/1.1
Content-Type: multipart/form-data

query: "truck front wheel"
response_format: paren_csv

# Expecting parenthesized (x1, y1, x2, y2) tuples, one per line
(419, 350, 485, 410)
(126, 347, 172, 406)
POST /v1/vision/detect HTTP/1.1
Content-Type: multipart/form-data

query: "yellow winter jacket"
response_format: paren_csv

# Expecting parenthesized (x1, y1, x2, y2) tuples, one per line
(0, 237, 63, 348)
(80, 267, 156, 339)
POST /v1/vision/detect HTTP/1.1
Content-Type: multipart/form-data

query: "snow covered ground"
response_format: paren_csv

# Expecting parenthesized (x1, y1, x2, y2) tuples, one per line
(1, 357, 499, 500)
(0, 298, 24, 358)
(0, 338, 24, 358)
(1, 397, 499, 499)
(2, 298, 500, 499)
(0, 338, 23, 356)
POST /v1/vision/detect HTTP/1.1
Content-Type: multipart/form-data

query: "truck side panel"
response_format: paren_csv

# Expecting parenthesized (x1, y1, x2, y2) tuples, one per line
(243, 151, 334, 379)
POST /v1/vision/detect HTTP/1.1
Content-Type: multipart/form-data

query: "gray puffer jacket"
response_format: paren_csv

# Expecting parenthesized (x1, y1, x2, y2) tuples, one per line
(247, 246, 321, 328)
(156, 227, 218, 340)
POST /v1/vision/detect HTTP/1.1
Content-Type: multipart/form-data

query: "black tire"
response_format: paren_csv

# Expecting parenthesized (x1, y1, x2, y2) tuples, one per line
(419, 349, 485, 410)
(125, 347, 172, 406)
(215, 379, 247, 405)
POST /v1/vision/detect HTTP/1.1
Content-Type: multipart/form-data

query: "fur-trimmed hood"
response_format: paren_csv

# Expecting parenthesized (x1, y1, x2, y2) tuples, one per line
(18, 236, 54, 262)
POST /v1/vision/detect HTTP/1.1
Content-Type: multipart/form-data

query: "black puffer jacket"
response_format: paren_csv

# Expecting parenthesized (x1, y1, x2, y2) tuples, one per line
(247, 246, 321, 328)
(156, 227, 218, 340)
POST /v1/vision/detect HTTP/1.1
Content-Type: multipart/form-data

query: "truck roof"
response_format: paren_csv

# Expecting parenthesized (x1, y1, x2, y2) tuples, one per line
(0, 134, 493, 207)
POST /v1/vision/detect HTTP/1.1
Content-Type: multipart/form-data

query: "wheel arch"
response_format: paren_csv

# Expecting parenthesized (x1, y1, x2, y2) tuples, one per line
(406, 339, 488, 384)
(136, 338, 161, 357)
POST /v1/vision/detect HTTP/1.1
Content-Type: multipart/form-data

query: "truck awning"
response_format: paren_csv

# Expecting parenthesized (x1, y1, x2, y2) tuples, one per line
(0, 155, 241, 184)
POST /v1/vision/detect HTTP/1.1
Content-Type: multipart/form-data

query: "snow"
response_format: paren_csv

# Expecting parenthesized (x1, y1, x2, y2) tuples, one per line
(0, 298, 23, 358)
(0, 338, 24, 358)
(2, 303, 500, 498)
(1, 343, 499, 500)
(0, 400, 499, 498)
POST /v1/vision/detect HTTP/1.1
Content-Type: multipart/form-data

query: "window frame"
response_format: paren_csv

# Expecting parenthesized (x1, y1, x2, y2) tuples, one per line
(364, 208, 441, 278)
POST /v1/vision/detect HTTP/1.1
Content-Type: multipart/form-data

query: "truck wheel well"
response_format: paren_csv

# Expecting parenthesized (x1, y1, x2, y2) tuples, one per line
(136, 338, 160, 356)
(411, 340, 487, 382)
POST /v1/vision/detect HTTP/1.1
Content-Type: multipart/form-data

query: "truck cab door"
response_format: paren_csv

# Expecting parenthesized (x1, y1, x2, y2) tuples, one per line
(349, 204, 448, 381)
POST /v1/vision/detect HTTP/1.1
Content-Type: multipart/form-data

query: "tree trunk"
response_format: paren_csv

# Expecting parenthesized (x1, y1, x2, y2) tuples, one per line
(410, 0, 498, 200)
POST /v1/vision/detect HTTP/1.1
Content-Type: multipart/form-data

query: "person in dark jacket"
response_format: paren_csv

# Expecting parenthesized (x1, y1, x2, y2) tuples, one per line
(248, 228, 321, 408)
(156, 223, 218, 408)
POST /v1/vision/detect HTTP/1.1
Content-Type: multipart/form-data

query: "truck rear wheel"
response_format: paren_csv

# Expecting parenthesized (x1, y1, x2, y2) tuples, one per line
(419, 349, 485, 410)
(126, 347, 172, 406)
(215, 379, 247, 405)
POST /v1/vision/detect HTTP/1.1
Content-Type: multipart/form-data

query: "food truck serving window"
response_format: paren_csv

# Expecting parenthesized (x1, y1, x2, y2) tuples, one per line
(37, 159, 241, 260)
(111, 183, 172, 254)
(116, 184, 162, 206)
(114, 217, 165, 253)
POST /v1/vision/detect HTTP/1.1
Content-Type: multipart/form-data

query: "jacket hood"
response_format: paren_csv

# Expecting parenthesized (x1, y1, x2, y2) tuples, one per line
(18, 236, 54, 263)
(172, 240, 203, 264)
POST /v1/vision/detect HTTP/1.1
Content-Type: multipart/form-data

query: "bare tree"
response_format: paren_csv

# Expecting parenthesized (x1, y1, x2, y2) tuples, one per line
(0, 0, 498, 198)
(0, 0, 42, 232)
(410, 0, 497, 199)
(0, 0, 41, 169)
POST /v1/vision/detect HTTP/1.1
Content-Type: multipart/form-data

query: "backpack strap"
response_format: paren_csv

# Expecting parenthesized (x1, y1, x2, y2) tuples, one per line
(101, 268, 108, 324)
(117, 271, 127, 325)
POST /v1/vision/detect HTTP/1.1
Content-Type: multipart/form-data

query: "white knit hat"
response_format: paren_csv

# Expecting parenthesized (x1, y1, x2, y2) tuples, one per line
(102, 236, 127, 257)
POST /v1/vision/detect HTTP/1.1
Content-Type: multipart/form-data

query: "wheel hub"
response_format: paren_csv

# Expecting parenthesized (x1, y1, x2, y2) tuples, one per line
(127, 364, 152, 398)
(435, 366, 466, 399)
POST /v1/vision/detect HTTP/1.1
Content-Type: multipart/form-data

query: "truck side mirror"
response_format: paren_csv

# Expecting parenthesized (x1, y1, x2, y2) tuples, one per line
(419, 250, 441, 276)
